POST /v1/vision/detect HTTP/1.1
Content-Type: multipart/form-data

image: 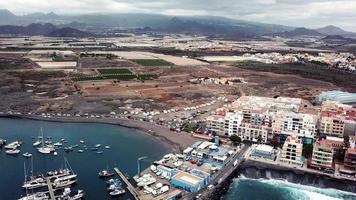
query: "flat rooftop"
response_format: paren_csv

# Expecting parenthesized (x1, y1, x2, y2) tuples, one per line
(172, 171, 204, 187)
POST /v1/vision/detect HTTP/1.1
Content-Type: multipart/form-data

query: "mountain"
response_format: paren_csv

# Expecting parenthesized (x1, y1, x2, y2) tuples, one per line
(0, 23, 56, 35)
(2, 10, 356, 39)
(270, 27, 323, 37)
(46, 27, 93, 37)
(0, 10, 293, 38)
(0, 9, 18, 24)
(321, 35, 356, 44)
(0, 23, 91, 37)
(316, 25, 356, 37)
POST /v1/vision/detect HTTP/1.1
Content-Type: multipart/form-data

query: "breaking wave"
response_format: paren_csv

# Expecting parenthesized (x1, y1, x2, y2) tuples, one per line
(225, 176, 356, 200)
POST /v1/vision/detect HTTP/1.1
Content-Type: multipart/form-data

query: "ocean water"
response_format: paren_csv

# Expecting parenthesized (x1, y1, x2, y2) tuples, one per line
(225, 177, 356, 200)
(0, 117, 170, 200)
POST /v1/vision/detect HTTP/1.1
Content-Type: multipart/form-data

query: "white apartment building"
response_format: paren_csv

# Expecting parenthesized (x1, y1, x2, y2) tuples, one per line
(279, 135, 303, 166)
(224, 112, 243, 136)
(272, 111, 317, 135)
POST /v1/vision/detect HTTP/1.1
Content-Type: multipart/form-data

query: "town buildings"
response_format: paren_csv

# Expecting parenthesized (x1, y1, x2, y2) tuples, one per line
(279, 135, 304, 166)
(344, 148, 356, 172)
(310, 140, 335, 170)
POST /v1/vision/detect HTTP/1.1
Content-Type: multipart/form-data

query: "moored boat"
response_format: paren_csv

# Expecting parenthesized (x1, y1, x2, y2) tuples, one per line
(4, 141, 22, 149)
(6, 149, 20, 155)
(109, 189, 125, 196)
(23, 152, 32, 158)
(18, 192, 49, 200)
(98, 170, 114, 178)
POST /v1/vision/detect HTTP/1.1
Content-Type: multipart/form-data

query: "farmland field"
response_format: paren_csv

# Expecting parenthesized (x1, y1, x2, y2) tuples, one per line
(98, 68, 133, 75)
(131, 59, 174, 66)
(74, 68, 157, 81)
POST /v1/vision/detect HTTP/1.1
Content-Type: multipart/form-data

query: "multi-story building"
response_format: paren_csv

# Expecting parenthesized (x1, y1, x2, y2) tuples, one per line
(310, 140, 334, 170)
(320, 113, 345, 137)
(224, 112, 243, 136)
(279, 135, 303, 166)
(272, 111, 317, 135)
(344, 148, 356, 171)
(206, 115, 225, 136)
(238, 123, 269, 143)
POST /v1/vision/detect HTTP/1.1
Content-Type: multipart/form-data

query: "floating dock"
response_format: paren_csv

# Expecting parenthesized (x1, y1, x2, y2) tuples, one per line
(114, 168, 140, 200)
(46, 177, 55, 200)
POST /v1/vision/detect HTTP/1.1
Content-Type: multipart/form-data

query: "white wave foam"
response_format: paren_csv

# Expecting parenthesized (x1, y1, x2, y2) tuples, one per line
(233, 177, 356, 200)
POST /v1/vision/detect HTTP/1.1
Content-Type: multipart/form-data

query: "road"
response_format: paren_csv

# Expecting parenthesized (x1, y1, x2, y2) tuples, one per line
(182, 144, 250, 200)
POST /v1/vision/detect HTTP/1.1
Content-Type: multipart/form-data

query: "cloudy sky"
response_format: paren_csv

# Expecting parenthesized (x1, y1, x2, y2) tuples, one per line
(1, 0, 356, 31)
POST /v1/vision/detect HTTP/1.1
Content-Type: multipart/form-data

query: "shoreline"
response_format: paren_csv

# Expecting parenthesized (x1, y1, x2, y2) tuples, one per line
(0, 114, 199, 153)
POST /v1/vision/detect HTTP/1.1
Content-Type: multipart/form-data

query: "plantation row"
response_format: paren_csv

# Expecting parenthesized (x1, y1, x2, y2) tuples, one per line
(73, 74, 157, 81)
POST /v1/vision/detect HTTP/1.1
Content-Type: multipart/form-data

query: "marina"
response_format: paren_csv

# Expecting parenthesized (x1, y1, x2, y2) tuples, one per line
(0, 117, 169, 200)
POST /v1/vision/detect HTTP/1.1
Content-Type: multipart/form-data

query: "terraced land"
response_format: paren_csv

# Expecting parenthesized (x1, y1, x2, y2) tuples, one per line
(130, 59, 174, 67)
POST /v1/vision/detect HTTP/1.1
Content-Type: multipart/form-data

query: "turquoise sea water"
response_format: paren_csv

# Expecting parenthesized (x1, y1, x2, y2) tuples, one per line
(225, 177, 356, 200)
(0, 117, 170, 200)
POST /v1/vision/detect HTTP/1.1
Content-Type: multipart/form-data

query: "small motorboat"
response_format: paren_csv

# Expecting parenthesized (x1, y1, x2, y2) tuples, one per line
(109, 189, 125, 196)
(54, 142, 63, 147)
(64, 147, 73, 152)
(60, 188, 84, 200)
(94, 144, 101, 148)
(77, 149, 84, 153)
(79, 140, 84, 144)
(105, 146, 110, 149)
(53, 152, 58, 156)
(98, 170, 114, 178)
(96, 151, 103, 154)
(23, 152, 32, 158)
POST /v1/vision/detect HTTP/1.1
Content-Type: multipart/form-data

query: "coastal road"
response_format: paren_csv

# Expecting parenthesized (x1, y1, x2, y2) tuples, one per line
(182, 144, 250, 200)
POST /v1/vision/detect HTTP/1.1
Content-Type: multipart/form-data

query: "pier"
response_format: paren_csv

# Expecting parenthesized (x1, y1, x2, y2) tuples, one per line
(114, 168, 140, 200)
(46, 177, 55, 200)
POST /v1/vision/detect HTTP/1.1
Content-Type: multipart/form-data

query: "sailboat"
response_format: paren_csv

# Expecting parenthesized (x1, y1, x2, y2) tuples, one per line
(22, 158, 47, 190)
(37, 128, 51, 154)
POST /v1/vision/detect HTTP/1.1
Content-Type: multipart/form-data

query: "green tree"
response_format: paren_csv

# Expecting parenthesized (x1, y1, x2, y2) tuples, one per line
(257, 135, 263, 144)
(230, 135, 242, 146)
(302, 144, 313, 158)
(344, 135, 350, 149)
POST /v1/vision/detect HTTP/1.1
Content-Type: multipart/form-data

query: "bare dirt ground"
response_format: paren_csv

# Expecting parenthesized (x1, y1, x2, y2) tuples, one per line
(0, 54, 38, 70)
(0, 55, 340, 115)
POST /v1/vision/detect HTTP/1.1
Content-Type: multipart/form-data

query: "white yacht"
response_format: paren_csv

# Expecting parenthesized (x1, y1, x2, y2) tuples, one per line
(4, 141, 21, 149)
(18, 192, 49, 200)
(22, 177, 47, 190)
(38, 147, 51, 154)
(6, 149, 20, 155)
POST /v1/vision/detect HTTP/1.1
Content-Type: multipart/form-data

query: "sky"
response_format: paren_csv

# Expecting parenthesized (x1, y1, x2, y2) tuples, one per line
(1, 0, 356, 31)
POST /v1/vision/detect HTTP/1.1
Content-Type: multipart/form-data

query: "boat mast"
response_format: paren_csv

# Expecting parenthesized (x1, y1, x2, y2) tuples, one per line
(23, 162, 28, 198)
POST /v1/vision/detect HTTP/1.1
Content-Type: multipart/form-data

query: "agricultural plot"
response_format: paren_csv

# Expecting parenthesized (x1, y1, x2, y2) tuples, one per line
(131, 59, 174, 67)
(74, 68, 157, 81)
(98, 68, 133, 75)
